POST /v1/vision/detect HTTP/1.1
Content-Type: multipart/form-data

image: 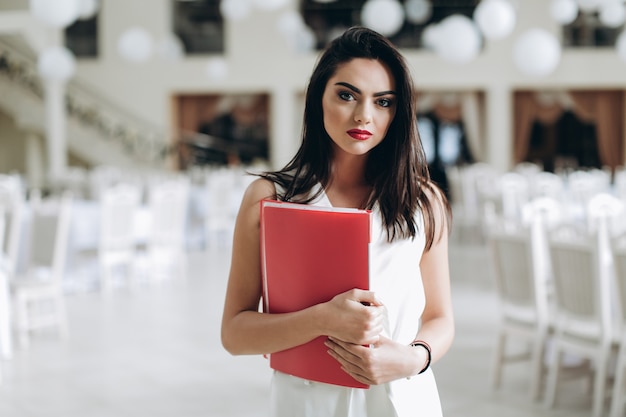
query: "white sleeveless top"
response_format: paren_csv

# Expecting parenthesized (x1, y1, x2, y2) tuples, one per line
(269, 184, 442, 417)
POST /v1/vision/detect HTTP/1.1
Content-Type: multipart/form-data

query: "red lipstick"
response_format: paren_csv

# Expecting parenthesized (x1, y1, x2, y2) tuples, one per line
(347, 129, 372, 141)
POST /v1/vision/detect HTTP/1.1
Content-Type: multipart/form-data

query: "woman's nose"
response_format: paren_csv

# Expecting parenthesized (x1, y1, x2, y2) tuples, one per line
(354, 102, 372, 124)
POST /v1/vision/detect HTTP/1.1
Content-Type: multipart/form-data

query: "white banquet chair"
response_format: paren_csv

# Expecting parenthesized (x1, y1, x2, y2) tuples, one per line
(499, 171, 531, 226)
(88, 165, 123, 201)
(543, 224, 616, 417)
(143, 177, 190, 283)
(514, 161, 542, 179)
(609, 233, 626, 417)
(568, 170, 606, 219)
(98, 183, 142, 292)
(521, 197, 563, 292)
(204, 168, 241, 248)
(488, 226, 552, 401)
(0, 174, 25, 280)
(50, 166, 89, 198)
(0, 175, 24, 359)
(0, 207, 12, 367)
(11, 190, 73, 348)
(455, 163, 501, 242)
(531, 171, 564, 201)
(615, 167, 626, 202)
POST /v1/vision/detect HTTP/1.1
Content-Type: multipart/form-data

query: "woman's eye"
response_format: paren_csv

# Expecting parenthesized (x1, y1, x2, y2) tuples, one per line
(377, 98, 393, 108)
(338, 91, 355, 101)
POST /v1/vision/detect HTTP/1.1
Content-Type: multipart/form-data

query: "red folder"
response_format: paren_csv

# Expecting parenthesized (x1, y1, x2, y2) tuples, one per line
(259, 199, 372, 389)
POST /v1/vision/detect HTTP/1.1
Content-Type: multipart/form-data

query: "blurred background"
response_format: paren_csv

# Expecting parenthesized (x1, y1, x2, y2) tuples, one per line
(0, 0, 626, 416)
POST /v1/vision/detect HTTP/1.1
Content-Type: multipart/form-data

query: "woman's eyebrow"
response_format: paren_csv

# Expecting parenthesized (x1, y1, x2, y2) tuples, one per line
(334, 81, 396, 97)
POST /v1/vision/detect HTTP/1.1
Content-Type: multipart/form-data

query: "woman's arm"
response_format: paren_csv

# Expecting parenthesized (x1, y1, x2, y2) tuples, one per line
(221, 178, 384, 356)
(410, 190, 455, 366)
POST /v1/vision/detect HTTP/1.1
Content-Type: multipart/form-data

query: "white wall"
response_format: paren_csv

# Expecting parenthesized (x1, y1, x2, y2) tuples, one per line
(2, 0, 626, 172)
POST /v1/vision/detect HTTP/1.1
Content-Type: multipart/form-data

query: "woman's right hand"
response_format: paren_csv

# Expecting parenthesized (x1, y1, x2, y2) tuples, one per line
(319, 289, 385, 345)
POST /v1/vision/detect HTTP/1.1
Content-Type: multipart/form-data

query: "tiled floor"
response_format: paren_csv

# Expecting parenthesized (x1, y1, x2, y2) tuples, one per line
(0, 238, 599, 416)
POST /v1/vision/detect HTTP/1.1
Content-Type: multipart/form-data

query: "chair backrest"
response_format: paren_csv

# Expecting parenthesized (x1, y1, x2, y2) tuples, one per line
(531, 171, 564, 200)
(99, 183, 142, 251)
(568, 170, 604, 210)
(587, 192, 625, 237)
(146, 178, 190, 248)
(548, 225, 611, 339)
(26, 190, 73, 283)
(51, 166, 89, 198)
(615, 168, 626, 201)
(513, 161, 542, 179)
(522, 197, 563, 286)
(0, 206, 5, 271)
(458, 162, 501, 222)
(0, 205, 10, 359)
(205, 168, 240, 222)
(499, 172, 530, 224)
(0, 174, 25, 275)
(612, 235, 626, 328)
(488, 227, 549, 325)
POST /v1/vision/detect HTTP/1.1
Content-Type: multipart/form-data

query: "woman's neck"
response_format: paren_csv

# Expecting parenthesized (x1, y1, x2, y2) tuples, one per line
(330, 151, 368, 186)
(325, 154, 371, 208)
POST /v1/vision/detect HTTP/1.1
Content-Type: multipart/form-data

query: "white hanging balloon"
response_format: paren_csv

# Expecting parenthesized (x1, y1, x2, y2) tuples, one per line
(205, 57, 229, 81)
(37, 46, 76, 81)
(513, 28, 561, 76)
(421, 23, 440, 49)
(434, 15, 482, 64)
(550, 0, 579, 24)
(361, 0, 406, 37)
(250, 0, 289, 11)
(118, 27, 154, 63)
(277, 10, 306, 36)
(405, 0, 432, 25)
(617, 30, 626, 63)
(220, 0, 252, 21)
(473, 0, 516, 40)
(78, 0, 99, 20)
(576, 0, 603, 12)
(30, 0, 80, 28)
(599, 1, 626, 28)
(157, 34, 184, 62)
(286, 26, 317, 55)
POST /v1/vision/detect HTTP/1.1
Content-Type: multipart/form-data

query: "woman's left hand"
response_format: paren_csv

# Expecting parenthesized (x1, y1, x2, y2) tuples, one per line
(325, 335, 422, 385)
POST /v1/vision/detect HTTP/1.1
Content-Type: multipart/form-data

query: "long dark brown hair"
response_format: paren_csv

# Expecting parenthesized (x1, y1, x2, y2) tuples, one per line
(260, 27, 450, 249)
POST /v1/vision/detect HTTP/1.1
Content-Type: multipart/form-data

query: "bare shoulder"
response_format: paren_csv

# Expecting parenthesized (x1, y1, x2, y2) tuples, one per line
(422, 180, 448, 213)
(237, 178, 277, 222)
(242, 177, 276, 203)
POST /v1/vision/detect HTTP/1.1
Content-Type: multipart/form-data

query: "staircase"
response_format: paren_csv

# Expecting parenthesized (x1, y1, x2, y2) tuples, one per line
(0, 35, 173, 170)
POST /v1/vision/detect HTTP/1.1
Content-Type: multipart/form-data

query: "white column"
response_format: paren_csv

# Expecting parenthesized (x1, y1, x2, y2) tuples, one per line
(486, 84, 512, 172)
(24, 130, 45, 190)
(44, 79, 67, 183)
(623, 93, 626, 164)
(269, 88, 297, 170)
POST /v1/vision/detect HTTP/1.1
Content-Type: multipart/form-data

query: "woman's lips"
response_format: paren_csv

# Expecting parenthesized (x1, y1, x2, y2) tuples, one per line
(347, 129, 372, 140)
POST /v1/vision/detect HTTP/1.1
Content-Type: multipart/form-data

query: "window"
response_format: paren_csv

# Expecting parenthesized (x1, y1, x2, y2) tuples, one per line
(300, 0, 478, 49)
(418, 115, 468, 166)
(563, 11, 623, 47)
(65, 15, 98, 58)
(172, 0, 224, 54)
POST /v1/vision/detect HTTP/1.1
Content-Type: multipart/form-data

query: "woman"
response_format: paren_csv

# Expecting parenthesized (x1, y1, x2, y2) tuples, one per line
(221, 27, 454, 416)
